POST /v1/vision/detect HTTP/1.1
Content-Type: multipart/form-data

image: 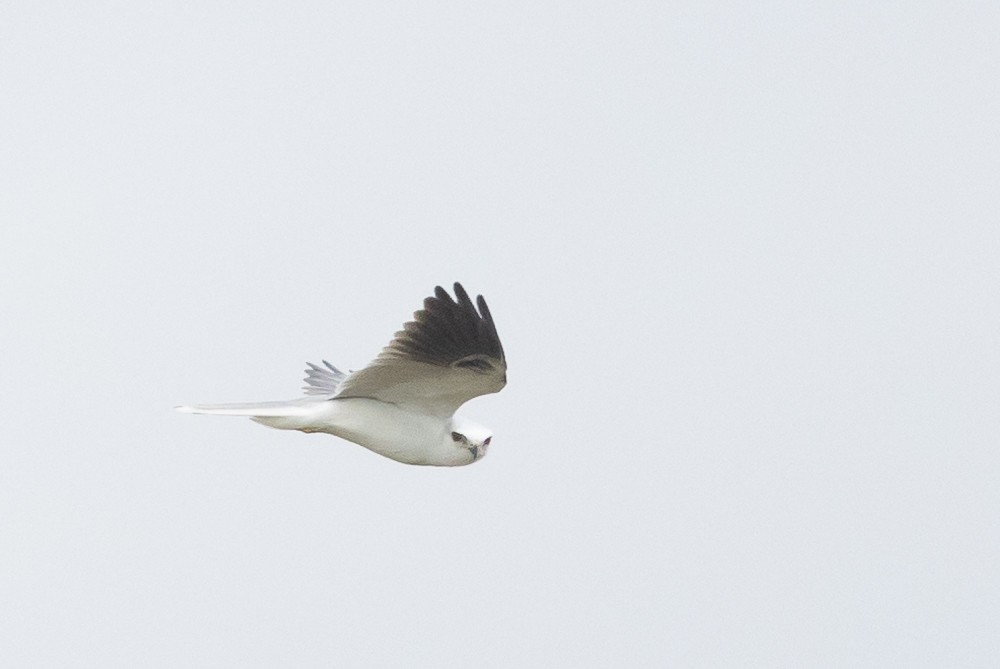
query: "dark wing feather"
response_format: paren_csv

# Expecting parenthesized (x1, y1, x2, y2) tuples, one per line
(380, 283, 505, 367)
(333, 283, 507, 416)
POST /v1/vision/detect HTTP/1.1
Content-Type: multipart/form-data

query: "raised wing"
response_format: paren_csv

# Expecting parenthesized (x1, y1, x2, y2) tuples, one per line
(302, 360, 348, 397)
(333, 283, 507, 417)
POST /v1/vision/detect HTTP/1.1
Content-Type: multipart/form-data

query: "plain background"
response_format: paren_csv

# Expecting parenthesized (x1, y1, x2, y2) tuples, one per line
(2, 1, 998, 667)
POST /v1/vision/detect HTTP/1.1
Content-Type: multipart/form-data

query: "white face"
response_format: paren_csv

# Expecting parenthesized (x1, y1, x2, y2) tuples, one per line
(449, 418, 493, 463)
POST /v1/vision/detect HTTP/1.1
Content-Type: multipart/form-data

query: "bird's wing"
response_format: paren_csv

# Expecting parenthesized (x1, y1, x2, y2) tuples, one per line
(302, 360, 348, 397)
(333, 283, 507, 417)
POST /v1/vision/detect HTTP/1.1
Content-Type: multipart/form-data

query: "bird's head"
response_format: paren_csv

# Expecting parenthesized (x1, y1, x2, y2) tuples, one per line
(448, 417, 493, 464)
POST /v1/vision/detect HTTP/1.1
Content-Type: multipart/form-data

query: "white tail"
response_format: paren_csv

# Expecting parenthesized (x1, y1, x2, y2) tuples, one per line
(175, 398, 326, 431)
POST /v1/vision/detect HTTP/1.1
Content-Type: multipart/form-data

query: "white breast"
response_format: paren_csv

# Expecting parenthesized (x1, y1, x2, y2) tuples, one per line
(311, 397, 466, 466)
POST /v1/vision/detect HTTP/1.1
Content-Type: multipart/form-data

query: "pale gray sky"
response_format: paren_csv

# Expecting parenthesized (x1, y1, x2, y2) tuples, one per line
(1, 1, 998, 667)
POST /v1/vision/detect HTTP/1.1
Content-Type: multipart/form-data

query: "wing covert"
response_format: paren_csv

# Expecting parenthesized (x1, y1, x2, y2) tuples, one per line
(333, 283, 507, 416)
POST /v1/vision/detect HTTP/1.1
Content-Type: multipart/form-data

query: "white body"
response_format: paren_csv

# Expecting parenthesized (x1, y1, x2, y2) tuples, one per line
(253, 398, 483, 466)
(177, 396, 492, 466)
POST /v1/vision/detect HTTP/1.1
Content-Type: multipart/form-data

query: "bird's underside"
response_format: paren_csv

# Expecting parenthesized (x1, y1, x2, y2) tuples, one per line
(177, 283, 506, 466)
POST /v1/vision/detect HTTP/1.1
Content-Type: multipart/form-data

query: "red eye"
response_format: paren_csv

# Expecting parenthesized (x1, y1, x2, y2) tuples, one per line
(484, 437, 491, 446)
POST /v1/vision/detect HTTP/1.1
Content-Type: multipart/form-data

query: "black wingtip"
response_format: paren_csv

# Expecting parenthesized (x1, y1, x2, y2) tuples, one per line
(434, 284, 455, 305)
(453, 283, 476, 311)
(476, 294, 491, 320)
(381, 282, 505, 367)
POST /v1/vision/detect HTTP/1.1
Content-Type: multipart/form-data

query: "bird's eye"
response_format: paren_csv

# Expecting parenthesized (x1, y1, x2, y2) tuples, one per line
(483, 437, 491, 446)
(451, 432, 464, 442)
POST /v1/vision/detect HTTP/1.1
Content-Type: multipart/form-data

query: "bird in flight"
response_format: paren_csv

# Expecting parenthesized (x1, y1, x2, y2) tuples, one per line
(176, 283, 507, 466)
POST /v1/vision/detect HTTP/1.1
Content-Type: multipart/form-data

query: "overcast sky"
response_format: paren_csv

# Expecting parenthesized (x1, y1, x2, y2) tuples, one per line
(2, 1, 998, 667)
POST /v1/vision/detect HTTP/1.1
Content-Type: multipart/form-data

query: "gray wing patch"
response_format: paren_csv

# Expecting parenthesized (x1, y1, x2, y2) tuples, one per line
(331, 283, 507, 416)
(302, 360, 347, 396)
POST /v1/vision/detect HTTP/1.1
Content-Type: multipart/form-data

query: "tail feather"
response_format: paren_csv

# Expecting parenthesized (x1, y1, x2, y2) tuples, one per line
(175, 398, 332, 432)
(175, 399, 319, 417)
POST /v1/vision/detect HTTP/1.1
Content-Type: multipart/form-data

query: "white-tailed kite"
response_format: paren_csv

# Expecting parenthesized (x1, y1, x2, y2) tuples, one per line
(176, 283, 507, 466)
